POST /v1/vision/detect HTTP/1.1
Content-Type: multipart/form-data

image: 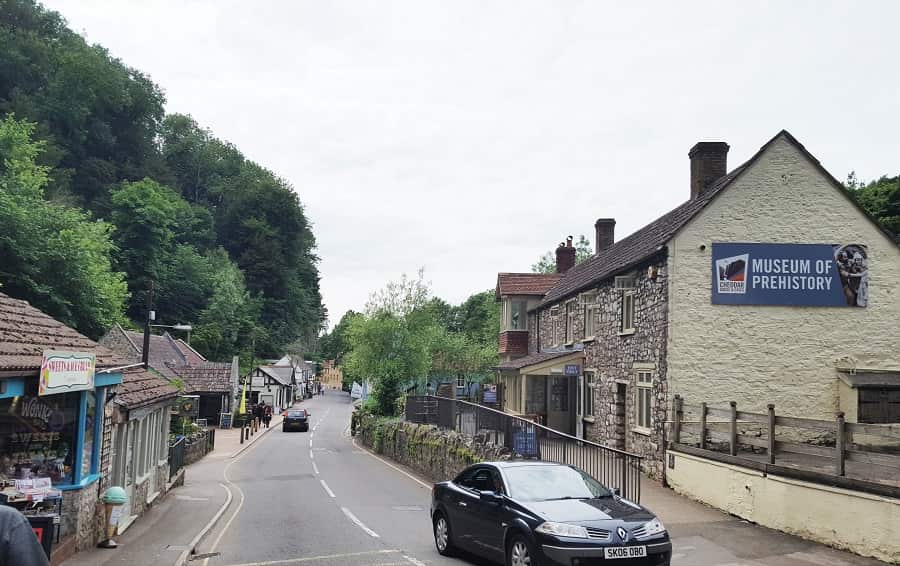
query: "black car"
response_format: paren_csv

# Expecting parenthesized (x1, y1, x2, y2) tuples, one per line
(431, 461, 671, 566)
(282, 409, 310, 432)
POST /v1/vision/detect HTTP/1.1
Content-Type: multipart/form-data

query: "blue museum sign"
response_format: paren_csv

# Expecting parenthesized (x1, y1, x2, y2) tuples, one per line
(711, 243, 868, 307)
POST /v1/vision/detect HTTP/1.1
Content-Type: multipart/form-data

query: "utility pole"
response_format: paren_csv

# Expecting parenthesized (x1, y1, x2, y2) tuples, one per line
(141, 281, 155, 368)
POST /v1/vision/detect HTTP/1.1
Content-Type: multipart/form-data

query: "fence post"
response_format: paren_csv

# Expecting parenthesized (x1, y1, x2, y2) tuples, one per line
(699, 402, 707, 450)
(836, 411, 846, 476)
(729, 401, 737, 456)
(672, 395, 683, 445)
(767, 404, 775, 465)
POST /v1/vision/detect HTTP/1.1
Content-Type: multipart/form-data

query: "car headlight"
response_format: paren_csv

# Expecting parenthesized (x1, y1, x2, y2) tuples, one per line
(639, 518, 666, 538)
(535, 521, 589, 539)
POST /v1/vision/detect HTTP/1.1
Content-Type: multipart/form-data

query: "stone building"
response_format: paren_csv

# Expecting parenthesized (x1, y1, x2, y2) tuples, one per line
(496, 130, 900, 476)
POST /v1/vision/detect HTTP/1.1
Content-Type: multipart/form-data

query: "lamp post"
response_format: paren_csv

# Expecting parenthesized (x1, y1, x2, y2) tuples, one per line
(150, 323, 193, 345)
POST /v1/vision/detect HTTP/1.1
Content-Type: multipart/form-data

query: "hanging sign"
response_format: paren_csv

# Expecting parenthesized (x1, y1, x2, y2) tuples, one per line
(712, 243, 868, 307)
(39, 351, 95, 396)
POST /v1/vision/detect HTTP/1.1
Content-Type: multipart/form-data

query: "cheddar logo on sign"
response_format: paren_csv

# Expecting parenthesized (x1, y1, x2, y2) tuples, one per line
(716, 254, 749, 294)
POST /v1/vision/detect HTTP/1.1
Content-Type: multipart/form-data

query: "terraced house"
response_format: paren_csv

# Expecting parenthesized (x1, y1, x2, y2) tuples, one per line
(496, 130, 900, 477)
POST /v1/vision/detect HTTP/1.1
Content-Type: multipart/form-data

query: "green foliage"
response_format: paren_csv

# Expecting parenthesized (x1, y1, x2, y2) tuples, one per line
(846, 172, 900, 237)
(0, 2, 325, 353)
(532, 234, 592, 273)
(319, 310, 361, 362)
(0, 116, 127, 337)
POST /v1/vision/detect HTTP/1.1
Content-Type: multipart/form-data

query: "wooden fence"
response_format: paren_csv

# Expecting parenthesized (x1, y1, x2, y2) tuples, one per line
(670, 395, 900, 493)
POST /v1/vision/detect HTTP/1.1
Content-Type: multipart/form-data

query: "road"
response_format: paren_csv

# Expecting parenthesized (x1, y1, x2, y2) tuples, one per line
(194, 392, 887, 566)
(197, 392, 487, 566)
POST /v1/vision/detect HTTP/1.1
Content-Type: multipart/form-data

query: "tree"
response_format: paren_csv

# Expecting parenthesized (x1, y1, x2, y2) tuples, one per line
(0, 115, 127, 337)
(531, 235, 592, 273)
(846, 172, 900, 236)
(319, 310, 361, 362)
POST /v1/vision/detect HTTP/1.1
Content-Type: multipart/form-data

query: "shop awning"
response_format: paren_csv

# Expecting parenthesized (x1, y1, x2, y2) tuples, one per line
(496, 349, 583, 374)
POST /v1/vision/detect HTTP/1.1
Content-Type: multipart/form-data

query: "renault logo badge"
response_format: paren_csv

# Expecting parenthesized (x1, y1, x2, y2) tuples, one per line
(616, 526, 628, 542)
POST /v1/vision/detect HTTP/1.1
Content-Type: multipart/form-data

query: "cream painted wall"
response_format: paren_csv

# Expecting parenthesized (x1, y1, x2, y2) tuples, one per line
(667, 450, 900, 564)
(667, 134, 900, 418)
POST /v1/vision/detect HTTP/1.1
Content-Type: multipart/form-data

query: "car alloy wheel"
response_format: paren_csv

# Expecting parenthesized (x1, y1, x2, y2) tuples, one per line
(508, 536, 532, 566)
(433, 513, 454, 556)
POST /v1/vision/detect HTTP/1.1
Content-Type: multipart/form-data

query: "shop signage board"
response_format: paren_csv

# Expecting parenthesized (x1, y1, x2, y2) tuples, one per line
(564, 364, 581, 376)
(39, 351, 95, 396)
(711, 243, 868, 307)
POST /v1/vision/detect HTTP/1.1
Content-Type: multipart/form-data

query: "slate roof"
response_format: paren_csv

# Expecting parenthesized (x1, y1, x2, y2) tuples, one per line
(496, 273, 564, 299)
(121, 330, 205, 379)
(496, 350, 580, 371)
(176, 362, 233, 394)
(538, 130, 900, 308)
(259, 365, 294, 386)
(0, 292, 122, 372)
(116, 368, 179, 409)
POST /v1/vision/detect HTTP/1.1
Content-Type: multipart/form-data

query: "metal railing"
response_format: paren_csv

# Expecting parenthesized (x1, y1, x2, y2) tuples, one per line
(405, 395, 643, 502)
(169, 437, 185, 480)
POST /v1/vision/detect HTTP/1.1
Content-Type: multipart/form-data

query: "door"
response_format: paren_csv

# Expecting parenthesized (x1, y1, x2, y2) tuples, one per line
(122, 422, 136, 525)
(446, 468, 484, 550)
(546, 375, 573, 435)
(615, 383, 627, 450)
(470, 468, 507, 558)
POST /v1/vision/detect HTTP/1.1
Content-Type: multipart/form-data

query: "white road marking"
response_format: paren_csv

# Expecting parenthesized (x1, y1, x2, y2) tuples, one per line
(320, 479, 335, 498)
(341, 506, 380, 538)
(309, 437, 313, 447)
(403, 555, 428, 566)
(220, 548, 400, 566)
(351, 437, 431, 489)
(312, 461, 319, 474)
(309, 450, 314, 460)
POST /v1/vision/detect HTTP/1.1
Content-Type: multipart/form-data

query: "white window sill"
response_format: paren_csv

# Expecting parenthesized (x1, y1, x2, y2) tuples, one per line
(146, 490, 160, 505)
(581, 337, 596, 343)
(582, 416, 596, 424)
(135, 473, 150, 486)
(618, 329, 636, 337)
(632, 426, 652, 437)
(564, 341, 574, 347)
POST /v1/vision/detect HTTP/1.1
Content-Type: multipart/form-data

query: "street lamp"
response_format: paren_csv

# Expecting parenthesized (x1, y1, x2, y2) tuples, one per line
(150, 323, 193, 345)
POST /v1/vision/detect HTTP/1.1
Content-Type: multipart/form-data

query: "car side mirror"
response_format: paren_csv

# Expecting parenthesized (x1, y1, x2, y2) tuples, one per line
(480, 490, 503, 504)
(612, 487, 621, 496)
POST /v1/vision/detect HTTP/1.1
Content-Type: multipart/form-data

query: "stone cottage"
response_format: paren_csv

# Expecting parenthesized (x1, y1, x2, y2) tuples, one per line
(496, 130, 900, 476)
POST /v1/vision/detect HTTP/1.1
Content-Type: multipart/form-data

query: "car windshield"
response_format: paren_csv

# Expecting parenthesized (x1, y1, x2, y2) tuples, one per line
(503, 465, 611, 501)
(288, 410, 306, 417)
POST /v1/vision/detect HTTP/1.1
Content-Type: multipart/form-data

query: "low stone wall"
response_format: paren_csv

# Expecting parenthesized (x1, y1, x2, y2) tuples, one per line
(355, 414, 513, 483)
(667, 449, 900, 564)
(60, 481, 103, 551)
(184, 430, 214, 465)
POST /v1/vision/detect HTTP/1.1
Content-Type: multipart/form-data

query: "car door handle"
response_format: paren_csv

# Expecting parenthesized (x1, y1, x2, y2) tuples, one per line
(458, 501, 467, 507)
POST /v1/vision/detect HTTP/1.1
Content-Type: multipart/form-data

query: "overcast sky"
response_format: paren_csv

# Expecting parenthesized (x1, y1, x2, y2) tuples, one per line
(45, 1, 900, 328)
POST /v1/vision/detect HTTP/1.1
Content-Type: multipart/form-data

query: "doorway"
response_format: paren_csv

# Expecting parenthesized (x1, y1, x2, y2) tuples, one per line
(546, 375, 573, 435)
(614, 383, 627, 450)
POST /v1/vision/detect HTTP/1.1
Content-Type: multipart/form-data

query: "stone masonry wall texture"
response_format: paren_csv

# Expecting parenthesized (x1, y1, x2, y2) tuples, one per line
(535, 257, 669, 477)
(667, 135, 900, 419)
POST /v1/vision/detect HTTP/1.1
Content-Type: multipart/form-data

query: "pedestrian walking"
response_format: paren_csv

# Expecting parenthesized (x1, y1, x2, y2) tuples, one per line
(263, 404, 272, 428)
(0, 505, 50, 565)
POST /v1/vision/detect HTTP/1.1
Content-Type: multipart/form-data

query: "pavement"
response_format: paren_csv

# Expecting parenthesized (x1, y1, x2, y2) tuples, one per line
(61, 409, 288, 566)
(66, 394, 889, 566)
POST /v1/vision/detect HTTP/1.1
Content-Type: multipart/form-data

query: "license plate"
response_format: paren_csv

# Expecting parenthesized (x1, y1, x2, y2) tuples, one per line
(603, 546, 647, 559)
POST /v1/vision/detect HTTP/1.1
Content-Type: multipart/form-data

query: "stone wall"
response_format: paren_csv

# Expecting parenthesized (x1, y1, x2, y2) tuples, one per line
(61, 482, 103, 551)
(355, 415, 513, 482)
(184, 430, 214, 465)
(533, 255, 669, 478)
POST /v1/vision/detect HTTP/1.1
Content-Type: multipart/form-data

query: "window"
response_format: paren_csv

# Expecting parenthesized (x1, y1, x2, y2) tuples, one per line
(565, 301, 576, 343)
(582, 294, 597, 339)
(859, 388, 900, 424)
(457, 375, 466, 388)
(620, 291, 635, 334)
(458, 467, 494, 492)
(583, 371, 595, 417)
(510, 301, 526, 330)
(635, 371, 653, 432)
(549, 307, 561, 346)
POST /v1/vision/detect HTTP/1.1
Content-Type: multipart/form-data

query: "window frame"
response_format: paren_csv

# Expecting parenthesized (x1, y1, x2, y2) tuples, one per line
(457, 375, 466, 388)
(620, 291, 636, 335)
(582, 293, 598, 340)
(634, 370, 653, 434)
(564, 300, 576, 344)
(583, 371, 595, 418)
(549, 307, 561, 346)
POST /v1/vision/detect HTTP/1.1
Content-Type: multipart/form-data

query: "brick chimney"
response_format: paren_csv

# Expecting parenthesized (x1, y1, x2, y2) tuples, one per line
(689, 141, 729, 199)
(594, 218, 615, 254)
(556, 236, 576, 273)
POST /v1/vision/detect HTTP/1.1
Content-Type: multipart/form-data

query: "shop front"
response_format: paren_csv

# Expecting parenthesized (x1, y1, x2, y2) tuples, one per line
(0, 352, 121, 557)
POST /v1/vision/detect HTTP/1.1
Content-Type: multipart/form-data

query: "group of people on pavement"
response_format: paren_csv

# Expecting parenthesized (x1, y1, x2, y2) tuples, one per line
(250, 400, 273, 428)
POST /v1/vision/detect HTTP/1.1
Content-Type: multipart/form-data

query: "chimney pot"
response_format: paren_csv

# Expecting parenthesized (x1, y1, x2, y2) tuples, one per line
(689, 141, 729, 199)
(556, 237, 577, 273)
(594, 218, 615, 254)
